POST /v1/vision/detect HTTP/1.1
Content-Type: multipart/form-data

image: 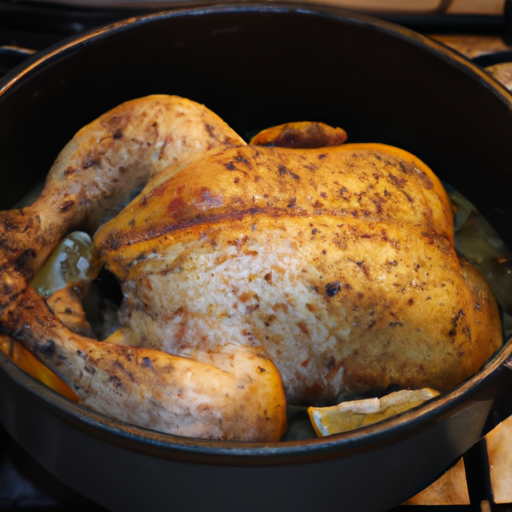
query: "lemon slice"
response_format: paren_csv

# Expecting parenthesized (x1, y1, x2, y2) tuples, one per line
(0, 335, 79, 402)
(308, 388, 440, 437)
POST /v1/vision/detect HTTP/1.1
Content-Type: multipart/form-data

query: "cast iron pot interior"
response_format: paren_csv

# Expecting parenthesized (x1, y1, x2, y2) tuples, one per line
(1, 4, 512, 512)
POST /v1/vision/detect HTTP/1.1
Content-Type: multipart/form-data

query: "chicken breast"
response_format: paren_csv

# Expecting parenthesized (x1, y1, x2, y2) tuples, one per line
(95, 142, 502, 404)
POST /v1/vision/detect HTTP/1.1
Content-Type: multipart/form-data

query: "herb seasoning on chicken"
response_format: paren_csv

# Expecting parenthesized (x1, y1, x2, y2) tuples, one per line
(0, 95, 502, 441)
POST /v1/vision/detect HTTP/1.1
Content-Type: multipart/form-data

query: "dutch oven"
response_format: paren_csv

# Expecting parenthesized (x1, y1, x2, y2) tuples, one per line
(1, 3, 512, 511)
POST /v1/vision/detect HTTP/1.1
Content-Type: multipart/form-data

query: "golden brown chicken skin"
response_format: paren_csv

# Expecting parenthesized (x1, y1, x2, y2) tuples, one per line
(0, 95, 286, 441)
(96, 142, 502, 404)
(0, 95, 502, 441)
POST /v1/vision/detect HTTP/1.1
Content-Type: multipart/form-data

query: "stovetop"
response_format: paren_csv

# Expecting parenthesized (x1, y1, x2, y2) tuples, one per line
(2, 1, 512, 511)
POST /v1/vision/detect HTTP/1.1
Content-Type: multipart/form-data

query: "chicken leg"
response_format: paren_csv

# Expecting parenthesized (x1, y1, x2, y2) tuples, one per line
(0, 95, 287, 441)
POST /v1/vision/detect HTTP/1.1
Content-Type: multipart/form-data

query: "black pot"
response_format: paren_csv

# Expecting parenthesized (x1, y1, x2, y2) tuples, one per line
(1, 4, 512, 511)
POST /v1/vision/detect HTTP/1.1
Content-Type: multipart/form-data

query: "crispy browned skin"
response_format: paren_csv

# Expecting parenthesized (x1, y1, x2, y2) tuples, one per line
(0, 94, 502, 441)
(96, 143, 502, 403)
(0, 95, 286, 441)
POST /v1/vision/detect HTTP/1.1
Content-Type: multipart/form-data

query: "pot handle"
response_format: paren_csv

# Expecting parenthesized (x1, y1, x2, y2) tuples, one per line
(0, 45, 36, 77)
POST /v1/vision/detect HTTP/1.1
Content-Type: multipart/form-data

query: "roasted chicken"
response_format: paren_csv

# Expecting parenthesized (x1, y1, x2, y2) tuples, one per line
(0, 95, 502, 441)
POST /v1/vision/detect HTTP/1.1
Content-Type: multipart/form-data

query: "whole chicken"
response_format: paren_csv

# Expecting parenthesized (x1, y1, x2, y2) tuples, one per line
(0, 95, 502, 442)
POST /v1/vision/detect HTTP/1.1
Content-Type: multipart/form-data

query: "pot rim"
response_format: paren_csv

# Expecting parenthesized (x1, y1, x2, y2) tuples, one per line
(2, 334, 511, 466)
(2, 1, 511, 103)
(1, 1, 511, 466)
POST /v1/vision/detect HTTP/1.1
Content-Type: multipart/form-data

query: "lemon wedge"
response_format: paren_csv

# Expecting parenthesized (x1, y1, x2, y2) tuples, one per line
(308, 388, 440, 437)
(0, 334, 79, 402)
